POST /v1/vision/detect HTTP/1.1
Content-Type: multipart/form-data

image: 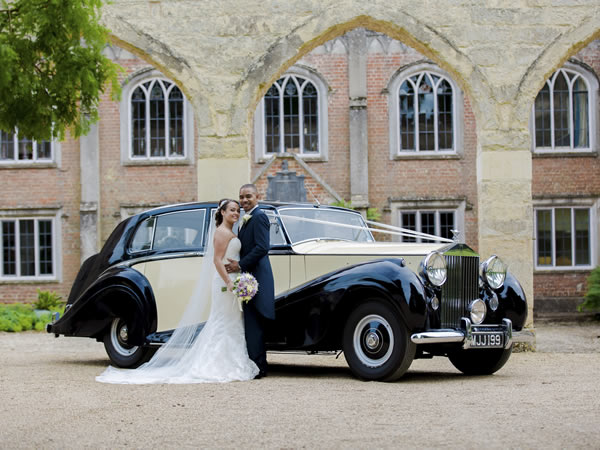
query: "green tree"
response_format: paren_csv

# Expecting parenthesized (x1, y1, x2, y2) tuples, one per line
(0, 0, 120, 141)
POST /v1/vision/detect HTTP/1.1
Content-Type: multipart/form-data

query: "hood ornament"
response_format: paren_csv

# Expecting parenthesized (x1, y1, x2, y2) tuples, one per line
(451, 229, 461, 243)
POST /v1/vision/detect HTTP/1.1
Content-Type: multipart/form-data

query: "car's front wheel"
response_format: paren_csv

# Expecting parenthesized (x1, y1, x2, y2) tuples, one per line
(103, 318, 153, 368)
(448, 345, 513, 375)
(342, 300, 415, 381)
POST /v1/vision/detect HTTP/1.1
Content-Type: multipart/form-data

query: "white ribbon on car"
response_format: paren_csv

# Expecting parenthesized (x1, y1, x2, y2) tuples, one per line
(277, 213, 454, 243)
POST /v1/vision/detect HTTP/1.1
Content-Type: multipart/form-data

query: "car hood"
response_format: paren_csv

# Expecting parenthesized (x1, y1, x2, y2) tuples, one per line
(291, 240, 447, 255)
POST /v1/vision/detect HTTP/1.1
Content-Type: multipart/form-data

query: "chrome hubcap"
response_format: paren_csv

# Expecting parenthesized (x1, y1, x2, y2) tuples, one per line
(353, 314, 394, 368)
(110, 319, 138, 357)
(119, 325, 129, 343)
(365, 332, 380, 350)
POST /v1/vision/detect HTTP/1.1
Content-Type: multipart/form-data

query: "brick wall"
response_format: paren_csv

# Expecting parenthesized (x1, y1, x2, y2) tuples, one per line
(0, 47, 198, 303)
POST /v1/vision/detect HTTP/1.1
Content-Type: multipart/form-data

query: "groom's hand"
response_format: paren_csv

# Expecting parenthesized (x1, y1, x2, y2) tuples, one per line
(225, 259, 240, 273)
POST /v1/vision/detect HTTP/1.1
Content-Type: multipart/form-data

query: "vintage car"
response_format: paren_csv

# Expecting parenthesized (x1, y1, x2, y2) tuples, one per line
(48, 201, 527, 381)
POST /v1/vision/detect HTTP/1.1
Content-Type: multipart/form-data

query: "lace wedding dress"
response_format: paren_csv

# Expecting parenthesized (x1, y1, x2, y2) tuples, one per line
(96, 237, 259, 384)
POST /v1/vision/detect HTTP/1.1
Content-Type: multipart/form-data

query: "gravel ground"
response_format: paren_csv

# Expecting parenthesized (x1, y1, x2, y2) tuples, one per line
(1, 322, 599, 449)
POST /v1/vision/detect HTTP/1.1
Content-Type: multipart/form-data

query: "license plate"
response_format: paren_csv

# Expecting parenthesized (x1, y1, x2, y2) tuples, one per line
(471, 332, 504, 348)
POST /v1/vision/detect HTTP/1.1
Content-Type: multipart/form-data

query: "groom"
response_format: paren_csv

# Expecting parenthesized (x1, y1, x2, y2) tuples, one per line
(225, 184, 274, 378)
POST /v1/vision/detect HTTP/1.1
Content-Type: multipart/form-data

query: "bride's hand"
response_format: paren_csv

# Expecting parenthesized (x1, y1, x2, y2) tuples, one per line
(227, 280, 235, 292)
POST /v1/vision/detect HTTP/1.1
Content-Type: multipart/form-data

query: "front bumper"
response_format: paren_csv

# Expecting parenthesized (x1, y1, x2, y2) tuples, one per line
(410, 318, 513, 350)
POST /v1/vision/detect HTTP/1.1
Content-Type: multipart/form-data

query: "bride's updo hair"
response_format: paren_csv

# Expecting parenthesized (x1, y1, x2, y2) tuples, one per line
(215, 199, 239, 227)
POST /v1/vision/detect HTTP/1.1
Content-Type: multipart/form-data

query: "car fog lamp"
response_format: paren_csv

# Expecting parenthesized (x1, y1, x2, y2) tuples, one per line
(481, 255, 507, 290)
(488, 292, 499, 312)
(430, 296, 440, 311)
(422, 252, 447, 287)
(469, 299, 487, 324)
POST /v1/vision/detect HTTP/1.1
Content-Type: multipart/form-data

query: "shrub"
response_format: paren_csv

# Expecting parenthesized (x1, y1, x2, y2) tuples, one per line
(578, 267, 600, 313)
(0, 303, 62, 332)
(32, 289, 64, 311)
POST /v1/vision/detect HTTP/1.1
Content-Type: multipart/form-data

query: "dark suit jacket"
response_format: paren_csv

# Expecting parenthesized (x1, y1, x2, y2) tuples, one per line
(238, 207, 275, 319)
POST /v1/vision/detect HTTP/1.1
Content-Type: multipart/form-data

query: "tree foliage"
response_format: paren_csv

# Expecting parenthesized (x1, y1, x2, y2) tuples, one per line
(0, 0, 121, 140)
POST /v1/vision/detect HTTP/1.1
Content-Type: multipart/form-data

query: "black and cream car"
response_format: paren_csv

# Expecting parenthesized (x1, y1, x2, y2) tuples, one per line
(48, 201, 527, 381)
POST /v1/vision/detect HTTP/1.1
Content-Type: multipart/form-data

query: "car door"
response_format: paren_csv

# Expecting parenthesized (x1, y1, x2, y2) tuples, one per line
(130, 209, 209, 332)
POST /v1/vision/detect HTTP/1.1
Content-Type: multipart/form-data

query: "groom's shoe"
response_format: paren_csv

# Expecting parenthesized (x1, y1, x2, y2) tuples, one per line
(255, 370, 268, 379)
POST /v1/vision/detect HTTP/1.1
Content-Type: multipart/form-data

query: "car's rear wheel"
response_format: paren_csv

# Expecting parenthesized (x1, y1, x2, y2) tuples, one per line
(448, 345, 513, 375)
(342, 300, 415, 381)
(103, 318, 153, 368)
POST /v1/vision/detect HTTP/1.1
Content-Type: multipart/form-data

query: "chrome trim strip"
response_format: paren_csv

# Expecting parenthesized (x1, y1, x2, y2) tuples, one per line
(117, 251, 204, 268)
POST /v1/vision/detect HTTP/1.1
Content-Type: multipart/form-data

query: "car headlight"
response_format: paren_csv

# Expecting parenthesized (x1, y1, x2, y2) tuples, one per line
(421, 252, 447, 287)
(469, 299, 486, 324)
(481, 255, 507, 290)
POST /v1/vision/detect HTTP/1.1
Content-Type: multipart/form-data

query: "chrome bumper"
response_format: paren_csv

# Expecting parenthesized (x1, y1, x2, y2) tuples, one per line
(410, 318, 513, 350)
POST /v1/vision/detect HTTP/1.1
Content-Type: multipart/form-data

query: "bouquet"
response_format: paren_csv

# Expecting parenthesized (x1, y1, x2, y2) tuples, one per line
(223, 272, 259, 310)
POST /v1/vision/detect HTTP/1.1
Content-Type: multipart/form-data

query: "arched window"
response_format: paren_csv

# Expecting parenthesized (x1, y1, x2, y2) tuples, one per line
(391, 70, 456, 154)
(255, 68, 328, 160)
(533, 66, 596, 152)
(127, 77, 187, 160)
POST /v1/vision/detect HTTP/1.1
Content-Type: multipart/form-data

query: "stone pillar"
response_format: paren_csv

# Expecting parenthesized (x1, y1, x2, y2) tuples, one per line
(80, 121, 100, 263)
(477, 129, 534, 327)
(196, 136, 249, 200)
(347, 28, 369, 208)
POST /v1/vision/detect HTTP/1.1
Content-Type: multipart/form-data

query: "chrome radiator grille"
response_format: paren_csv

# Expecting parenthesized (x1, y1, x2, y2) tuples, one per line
(440, 255, 480, 328)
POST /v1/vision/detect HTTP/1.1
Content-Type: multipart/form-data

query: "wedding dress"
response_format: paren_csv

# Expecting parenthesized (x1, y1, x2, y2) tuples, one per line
(96, 237, 259, 384)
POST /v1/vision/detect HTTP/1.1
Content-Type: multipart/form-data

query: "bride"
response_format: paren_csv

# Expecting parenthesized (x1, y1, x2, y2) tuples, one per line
(96, 199, 260, 384)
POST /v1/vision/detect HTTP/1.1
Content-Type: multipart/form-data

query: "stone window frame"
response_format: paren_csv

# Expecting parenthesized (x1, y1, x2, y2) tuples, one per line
(533, 197, 598, 272)
(120, 69, 194, 166)
(0, 129, 61, 169)
(254, 66, 329, 163)
(388, 63, 464, 160)
(388, 199, 466, 243)
(0, 208, 61, 282)
(530, 61, 598, 156)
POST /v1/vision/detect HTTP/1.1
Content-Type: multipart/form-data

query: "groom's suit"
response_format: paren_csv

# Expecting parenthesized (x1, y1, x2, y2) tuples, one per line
(238, 207, 274, 373)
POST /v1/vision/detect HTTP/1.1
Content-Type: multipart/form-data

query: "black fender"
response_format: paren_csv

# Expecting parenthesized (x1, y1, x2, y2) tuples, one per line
(495, 271, 527, 330)
(48, 266, 157, 346)
(266, 258, 428, 350)
(481, 270, 528, 330)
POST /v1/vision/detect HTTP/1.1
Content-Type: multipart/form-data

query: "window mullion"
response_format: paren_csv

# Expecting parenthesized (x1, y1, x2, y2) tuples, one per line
(298, 85, 304, 155)
(568, 78, 574, 150)
(12, 133, 17, 162)
(279, 85, 285, 153)
(15, 219, 21, 277)
(551, 209, 556, 267)
(164, 92, 170, 159)
(549, 80, 555, 151)
(34, 219, 40, 276)
(146, 83, 152, 158)
(571, 208, 576, 268)
(414, 89, 420, 152)
(433, 80, 439, 152)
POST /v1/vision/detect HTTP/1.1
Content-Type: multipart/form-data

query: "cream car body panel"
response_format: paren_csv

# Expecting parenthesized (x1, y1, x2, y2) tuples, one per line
(292, 241, 446, 283)
(142, 256, 208, 332)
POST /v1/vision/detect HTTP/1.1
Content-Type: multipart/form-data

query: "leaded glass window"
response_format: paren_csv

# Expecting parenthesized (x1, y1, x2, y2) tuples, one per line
(534, 69, 590, 150)
(535, 207, 592, 268)
(397, 71, 454, 152)
(263, 75, 320, 155)
(398, 210, 455, 243)
(130, 79, 186, 159)
(0, 130, 53, 163)
(0, 218, 54, 278)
